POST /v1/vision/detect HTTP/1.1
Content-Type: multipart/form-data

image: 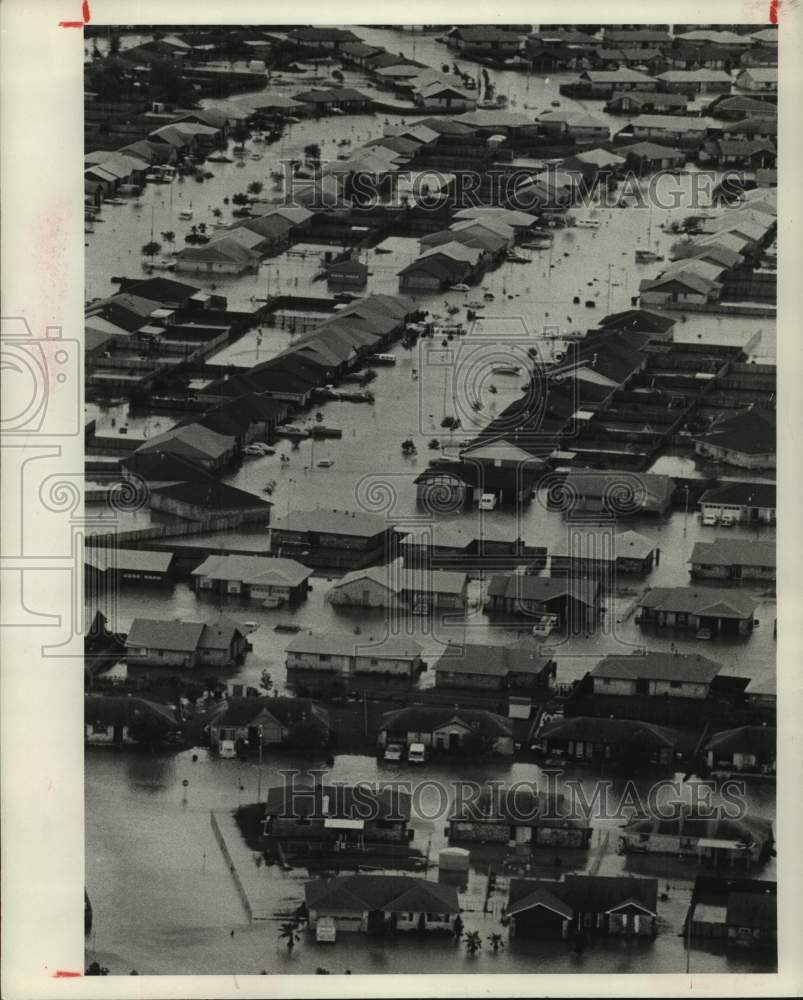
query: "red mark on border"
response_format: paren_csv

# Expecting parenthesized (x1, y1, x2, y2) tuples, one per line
(59, 0, 90, 27)
(769, 0, 778, 22)
(53, 971, 82, 978)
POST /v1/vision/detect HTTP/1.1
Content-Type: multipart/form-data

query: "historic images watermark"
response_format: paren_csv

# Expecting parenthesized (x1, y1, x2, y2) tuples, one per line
(273, 769, 749, 824)
(277, 162, 749, 213)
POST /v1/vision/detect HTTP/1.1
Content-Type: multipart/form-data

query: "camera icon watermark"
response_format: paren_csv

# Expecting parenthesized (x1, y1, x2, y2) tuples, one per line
(0, 318, 81, 436)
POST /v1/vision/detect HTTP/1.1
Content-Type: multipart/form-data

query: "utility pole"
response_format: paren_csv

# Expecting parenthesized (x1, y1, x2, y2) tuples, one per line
(683, 484, 690, 535)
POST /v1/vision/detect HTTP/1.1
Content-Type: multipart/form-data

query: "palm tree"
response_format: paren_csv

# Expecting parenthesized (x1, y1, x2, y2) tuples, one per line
(278, 920, 301, 952)
(488, 932, 504, 954)
(141, 240, 161, 259)
(464, 930, 482, 956)
(160, 230, 175, 247)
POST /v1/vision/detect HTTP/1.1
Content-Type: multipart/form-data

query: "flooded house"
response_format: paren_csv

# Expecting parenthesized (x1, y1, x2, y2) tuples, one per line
(84, 694, 179, 747)
(447, 786, 592, 848)
(656, 69, 733, 94)
(149, 481, 272, 524)
(486, 574, 603, 631)
(328, 559, 469, 612)
(191, 554, 313, 603)
(432, 640, 555, 692)
(554, 472, 674, 517)
(549, 529, 658, 578)
(577, 69, 659, 95)
(207, 697, 330, 756)
(537, 716, 681, 769)
(618, 809, 774, 867)
(376, 706, 514, 756)
(616, 114, 709, 144)
(691, 407, 776, 470)
(587, 651, 723, 699)
(84, 547, 175, 587)
(639, 269, 722, 306)
(268, 507, 399, 569)
(636, 586, 759, 636)
(703, 725, 776, 775)
(130, 422, 237, 474)
(124, 617, 249, 668)
(261, 781, 412, 844)
(507, 875, 658, 940)
(688, 539, 776, 583)
(304, 876, 459, 937)
(686, 876, 776, 954)
(173, 238, 261, 275)
(697, 481, 776, 525)
(445, 25, 523, 58)
(285, 631, 424, 679)
(735, 67, 778, 93)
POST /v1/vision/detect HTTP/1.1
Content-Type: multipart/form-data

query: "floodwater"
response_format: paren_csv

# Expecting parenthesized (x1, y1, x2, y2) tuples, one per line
(86, 747, 775, 975)
(85, 29, 776, 976)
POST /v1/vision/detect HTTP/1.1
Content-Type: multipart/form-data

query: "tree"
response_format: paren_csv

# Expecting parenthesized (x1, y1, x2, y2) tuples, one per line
(259, 669, 273, 694)
(85, 962, 109, 976)
(212, 207, 223, 220)
(441, 416, 461, 431)
(428, 438, 441, 450)
(278, 920, 301, 952)
(141, 240, 162, 258)
(464, 930, 482, 956)
(160, 230, 175, 247)
(198, 222, 207, 234)
(247, 180, 264, 196)
(231, 123, 250, 148)
(488, 932, 504, 954)
(232, 192, 250, 206)
(304, 143, 321, 163)
(287, 717, 329, 753)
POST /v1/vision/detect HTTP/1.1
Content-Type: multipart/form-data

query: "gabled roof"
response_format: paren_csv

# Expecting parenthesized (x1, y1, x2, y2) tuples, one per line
(209, 696, 329, 731)
(637, 586, 757, 618)
(433, 640, 551, 678)
(508, 874, 658, 918)
(698, 481, 776, 509)
(692, 407, 775, 456)
(305, 875, 458, 915)
(191, 554, 312, 587)
(269, 507, 389, 538)
(286, 630, 422, 660)
(705, 725, 776, 757)
(152, 481, 271, 511)
(689, 538, 775, 569)
(540, 715, 680, 748)
(85, 548, 174, 575)
(628, 114, 708, 133)
(591, 651, 722, 684)
(380, 705, 512, 738)
(85, 694, 178, 729)
(487, 573, 600, 607)
(198, 617, 246, 650)
(125, 618, 205, 652)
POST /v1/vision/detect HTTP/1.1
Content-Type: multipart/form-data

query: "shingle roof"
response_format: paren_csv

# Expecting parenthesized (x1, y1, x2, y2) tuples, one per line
(192, 554, 312, 587)
(508, 874, 658, 918)
(84, 548, 174, 575)
(540, 715, 680, 747)
(286, 631, 422, 660)
(693, 408, 775, 456)
(208, 696, 329, 730)
(637, 586, 757, 619)
(705, 725, 776, 757)
(487, 574, 600, 607)
(125, 618, 205, 652)
(591, 651, 722, 684)
(380, 706, 512, 739)
(85, 694, 179, 729)
(689, 538, 775, 569)
(432, 641, 551, 678)
(305, 875, 458, 914)
(269, 507, 389, 538)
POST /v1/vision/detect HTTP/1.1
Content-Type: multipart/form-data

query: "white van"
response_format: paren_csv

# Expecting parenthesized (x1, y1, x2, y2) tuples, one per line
(479, 493, 497, 511)
(408, 742, 427, 764)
